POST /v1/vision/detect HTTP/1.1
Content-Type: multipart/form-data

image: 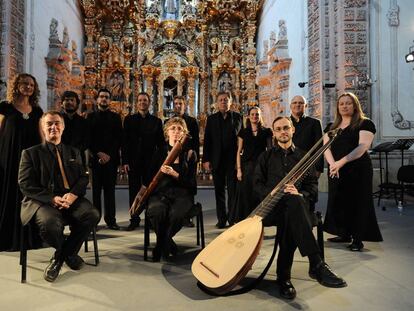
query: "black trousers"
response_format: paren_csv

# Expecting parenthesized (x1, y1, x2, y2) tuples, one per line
(263, 194, 320, 280)
(33, 198, 99, 260)
(212, 160, 237, 224)
(127, 165, 147, 224)
(147, 188, 193, 247)
(91, 161, 118, 225)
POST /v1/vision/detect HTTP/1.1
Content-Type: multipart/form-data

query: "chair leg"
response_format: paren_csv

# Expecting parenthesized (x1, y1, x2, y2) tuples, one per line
(20, 225, 27, 283)
(196, 214, 200, 246)
(315, 212, 325, 261)
(92, 227, 99, 266)
(199, 209, 205, 249)
(144, 215, 150, 261)
(84, 237, 89, 253)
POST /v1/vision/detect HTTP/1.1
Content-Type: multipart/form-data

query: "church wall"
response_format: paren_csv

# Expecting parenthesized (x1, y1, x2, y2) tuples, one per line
(24, 0, 84, 110)
(257, 0, 309, 127)
(370, 0, 414, 140)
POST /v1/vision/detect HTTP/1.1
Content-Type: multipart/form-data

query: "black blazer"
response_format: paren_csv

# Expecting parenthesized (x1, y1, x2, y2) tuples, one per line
(87, 110, 122, 166)
(18, 143, 89, 225)
(122, 113, 164, 169)
(202, 111, 242, 170)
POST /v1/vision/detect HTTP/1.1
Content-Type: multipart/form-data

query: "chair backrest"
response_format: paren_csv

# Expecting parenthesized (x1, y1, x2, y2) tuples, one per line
(397, 165, 414, 183)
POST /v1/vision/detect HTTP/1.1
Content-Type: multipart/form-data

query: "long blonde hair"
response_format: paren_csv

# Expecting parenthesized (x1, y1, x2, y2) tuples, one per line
(331, 92, 366, 130)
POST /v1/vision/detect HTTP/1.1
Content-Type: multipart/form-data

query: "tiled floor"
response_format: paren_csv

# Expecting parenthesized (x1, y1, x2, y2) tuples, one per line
(0, 189, 413, 311)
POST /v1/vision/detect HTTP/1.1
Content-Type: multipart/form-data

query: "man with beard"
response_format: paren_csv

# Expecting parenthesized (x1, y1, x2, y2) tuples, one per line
(254, 116, 346, 300)
(60, 91, 89, 165)
(122, 92, 164, 231)
(87, 88, 122, 230)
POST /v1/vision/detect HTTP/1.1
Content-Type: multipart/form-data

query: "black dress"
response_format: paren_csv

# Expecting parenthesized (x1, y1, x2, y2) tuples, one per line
(0, 101, 43, 251)
(230, 126, 273, 223)
(323, 119, 383, 242)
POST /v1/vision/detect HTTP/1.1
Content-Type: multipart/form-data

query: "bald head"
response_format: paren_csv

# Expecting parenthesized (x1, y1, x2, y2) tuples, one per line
(290, 95, 307, 119)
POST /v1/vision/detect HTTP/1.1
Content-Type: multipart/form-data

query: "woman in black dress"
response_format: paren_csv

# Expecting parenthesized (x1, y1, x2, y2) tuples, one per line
(323, 92, 382, 251)
(146, 117, 197, 261)
(231, 106, 272, 223)
(0, 73, 43, 251)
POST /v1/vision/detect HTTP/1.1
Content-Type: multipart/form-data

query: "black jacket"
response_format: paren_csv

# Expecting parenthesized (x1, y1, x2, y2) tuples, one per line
(18, 143, 89, 225)
(87, 109, 122, 166)
(61, 113, 90, 164)
(202, 111, 242, 170)
(291, 115, 324, 173)
(253, 145, 318, 205)
(122, 113, 164, 169)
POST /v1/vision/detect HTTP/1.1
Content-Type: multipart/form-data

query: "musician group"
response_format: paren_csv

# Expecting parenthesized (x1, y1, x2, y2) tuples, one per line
(0, 73, 382, 300)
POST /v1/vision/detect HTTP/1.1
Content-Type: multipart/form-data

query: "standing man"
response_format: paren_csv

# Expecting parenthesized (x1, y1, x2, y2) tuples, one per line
(290, 95, 323, 211)
(18, 111, 99, 282)
(60, 91, 89, 165)
(202, 91, 242, 228)
(88, 88, 122, 230)
(170, 95, 200, 158)
(254, 116, 346, 300)
(122, 92, 164, 231)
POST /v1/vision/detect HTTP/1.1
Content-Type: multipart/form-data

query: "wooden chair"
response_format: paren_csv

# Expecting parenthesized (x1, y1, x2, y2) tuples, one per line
(144, 202, 205, 261)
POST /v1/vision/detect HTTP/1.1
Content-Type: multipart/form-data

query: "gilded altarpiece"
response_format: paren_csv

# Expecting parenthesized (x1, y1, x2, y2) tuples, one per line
(78, 0, 260, 128)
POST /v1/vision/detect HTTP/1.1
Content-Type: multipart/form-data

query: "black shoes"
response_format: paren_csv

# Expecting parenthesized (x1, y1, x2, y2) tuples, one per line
(44, 257, 63, 282)
(277, 279, 296, 300)
(65, 255, 85, 270)
(309, 262, 347, 288)
(348, 240, 364, 251)
(215, 221, 226, 229)
(126, 219, 141, 231)
(327, 236, 352, 243)
(106, 223, 121, 230)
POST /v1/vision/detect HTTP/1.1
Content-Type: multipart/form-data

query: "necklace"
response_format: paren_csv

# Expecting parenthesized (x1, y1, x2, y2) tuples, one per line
(22, 112, 30, 120)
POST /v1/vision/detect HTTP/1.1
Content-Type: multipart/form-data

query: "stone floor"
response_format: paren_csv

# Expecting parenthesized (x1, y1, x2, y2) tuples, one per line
(0, 189, 413, 311)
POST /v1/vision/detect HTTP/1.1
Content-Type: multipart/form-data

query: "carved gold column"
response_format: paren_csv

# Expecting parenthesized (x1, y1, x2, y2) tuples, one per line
(211, 66, 219, 108)
(157, 74, 164, 118)
(244, 21, 258, 107)
(186, 67, 198, 116)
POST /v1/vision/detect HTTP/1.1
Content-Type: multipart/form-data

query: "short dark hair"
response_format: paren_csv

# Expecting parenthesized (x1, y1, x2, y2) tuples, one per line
(272, 116, 293, 129)
(137, 92, 150, 102)
(61, 91, 80, 107)
(217, 91, 232, 101)
(96, 88, 111, 99)
(41, 110, 64, 124)
(173, 95, 186, 103)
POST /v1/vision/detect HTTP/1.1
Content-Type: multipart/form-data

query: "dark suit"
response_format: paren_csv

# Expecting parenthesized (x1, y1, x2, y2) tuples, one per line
(18, 143, 99, 260)
(202, 110, 242, 225)
(61, 113, 90, 165)
(88, 109, 122, 226)
(122, 112, 164, 223)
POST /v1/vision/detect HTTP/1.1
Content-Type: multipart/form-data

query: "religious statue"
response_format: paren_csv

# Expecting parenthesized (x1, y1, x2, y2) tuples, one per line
(278, 20, 287, 41)
(107, 71, 126, 101)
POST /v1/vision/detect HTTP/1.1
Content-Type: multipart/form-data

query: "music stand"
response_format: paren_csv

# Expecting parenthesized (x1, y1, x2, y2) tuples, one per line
(372, 138, 414, 209)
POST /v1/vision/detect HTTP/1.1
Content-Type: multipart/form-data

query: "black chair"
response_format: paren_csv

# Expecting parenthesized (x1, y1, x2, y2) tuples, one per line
(19, 225, 99, 283)
(397, 165, 414, 205)
(143, 202, 205, 261)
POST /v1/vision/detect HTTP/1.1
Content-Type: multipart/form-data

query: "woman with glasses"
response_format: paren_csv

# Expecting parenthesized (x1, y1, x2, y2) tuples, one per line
(231, 106, 272, 223)
(323, 92, 382, 251)
(0, 73, 43, 251)
(146, 117, 197, 261)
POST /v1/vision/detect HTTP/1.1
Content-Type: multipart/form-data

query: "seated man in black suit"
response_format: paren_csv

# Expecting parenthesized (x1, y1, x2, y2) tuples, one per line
(254, 116, 346, 300)
(18, 111, 99, 282)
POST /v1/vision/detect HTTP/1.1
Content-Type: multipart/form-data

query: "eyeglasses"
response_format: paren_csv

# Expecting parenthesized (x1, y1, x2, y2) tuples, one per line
(273, 125, 291, 132)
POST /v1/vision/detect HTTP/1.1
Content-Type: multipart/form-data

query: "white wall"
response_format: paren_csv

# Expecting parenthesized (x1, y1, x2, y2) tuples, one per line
(370, 0, 414, 139)
(24, 0, 84, 111)
(257, 0, 309, 112)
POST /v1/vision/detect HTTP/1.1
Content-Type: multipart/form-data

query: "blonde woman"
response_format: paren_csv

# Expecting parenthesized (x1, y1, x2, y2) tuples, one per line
(323, 92, 382, 251)
(146, 117, 197, 261)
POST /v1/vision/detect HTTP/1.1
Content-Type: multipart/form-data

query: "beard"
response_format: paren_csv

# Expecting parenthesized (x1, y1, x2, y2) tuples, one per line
(64, 107, 77, 114)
